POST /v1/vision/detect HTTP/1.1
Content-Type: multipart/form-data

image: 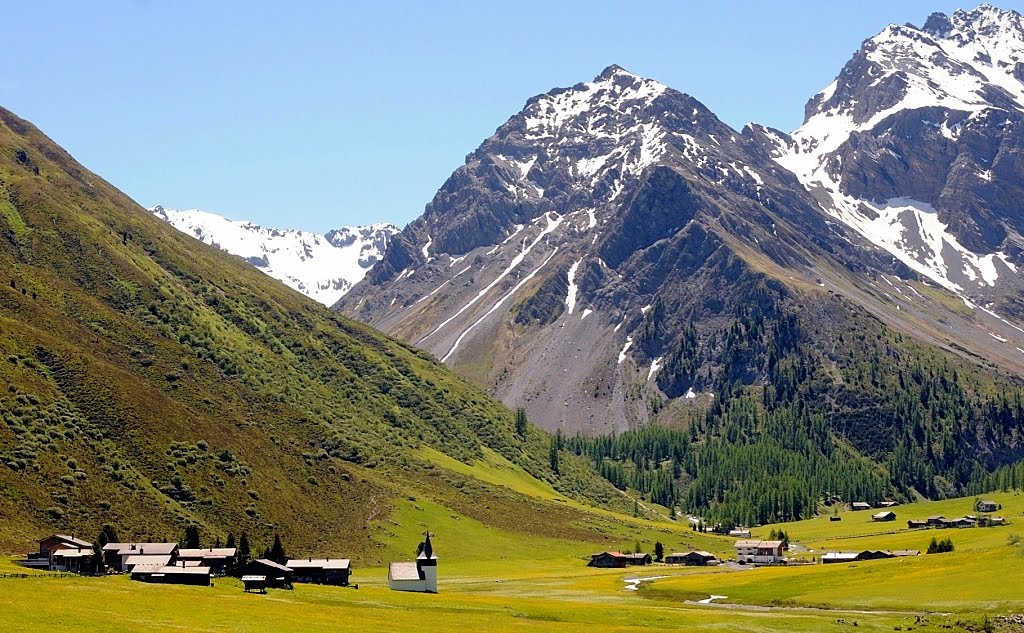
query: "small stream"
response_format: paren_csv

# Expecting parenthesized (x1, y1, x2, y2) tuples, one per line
(623, 575, 668, 591)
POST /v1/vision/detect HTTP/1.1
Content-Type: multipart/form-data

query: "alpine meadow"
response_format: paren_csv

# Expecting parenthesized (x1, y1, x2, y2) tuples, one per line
(3, 4, 1024, 633)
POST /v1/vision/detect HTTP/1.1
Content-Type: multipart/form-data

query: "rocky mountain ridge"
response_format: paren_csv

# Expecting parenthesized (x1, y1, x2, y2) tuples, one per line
(338, 5, 1024, 435)
(152, 205, 397, 306)
(758, 4, 1024, 297)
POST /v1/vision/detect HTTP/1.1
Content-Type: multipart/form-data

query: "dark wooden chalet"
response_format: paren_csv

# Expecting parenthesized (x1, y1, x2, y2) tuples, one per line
(229, 559, 293, 589)
(102, 542, 179, 572)
(665, 551, 717, 566)
(243, 575, 270, 593)
(588, 552, 652, 568)
(22, 535, 94, 572)
(286, 558, 352, 586)
(177, 548, 237, 575)
(130, 564, 211, 586)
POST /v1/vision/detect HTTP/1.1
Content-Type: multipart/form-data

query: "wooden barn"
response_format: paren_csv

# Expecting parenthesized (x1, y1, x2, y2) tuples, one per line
(665, 551, 717, 566)
(22, 535, 94, 572)
(102, 542, 179, 572)
(286, 558, 352, 586)
(177, 548, 237, 575)
(229, 559, 293, 589)
(131, 564, 211, 586)
(588, 552, 652, 568)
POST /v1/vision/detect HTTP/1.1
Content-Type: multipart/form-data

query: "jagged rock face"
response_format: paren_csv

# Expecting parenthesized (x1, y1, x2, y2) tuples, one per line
(770, 5, 1024, 306)
(338, 68, 913, 433)
(152, 206, 398, 306)
(339, 8, 1024, 433)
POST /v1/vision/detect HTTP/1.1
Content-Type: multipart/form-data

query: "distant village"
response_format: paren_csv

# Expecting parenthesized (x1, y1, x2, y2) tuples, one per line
(19, 529, 439, 594)
(588, 499, 1009, 569)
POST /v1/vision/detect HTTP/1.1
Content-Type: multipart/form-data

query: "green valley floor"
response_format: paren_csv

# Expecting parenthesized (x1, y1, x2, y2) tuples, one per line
(2, 491, 1023, 632)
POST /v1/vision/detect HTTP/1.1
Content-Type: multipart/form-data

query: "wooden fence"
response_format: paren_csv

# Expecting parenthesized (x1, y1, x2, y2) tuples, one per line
(0, 572, 81, 579)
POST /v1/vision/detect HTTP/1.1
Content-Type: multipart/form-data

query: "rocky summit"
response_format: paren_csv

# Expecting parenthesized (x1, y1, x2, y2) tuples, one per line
(338, 6, 1024, 435)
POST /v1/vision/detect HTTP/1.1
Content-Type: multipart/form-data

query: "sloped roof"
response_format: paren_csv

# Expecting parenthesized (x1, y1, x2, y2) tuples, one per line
(253, 559, 292, 572)
(106, 542, 179, 556)
(734, 540, 784, 549)
(49, 534, 93, 549)
(125, 554, 172, 567)
(822, 552, 859, 561)
(132, 565, 211, 576)
(389, 562, 422, 581)
(287, 558, 351, 570)
(178, 548, 236, 559)
(52, 548, 91, 558)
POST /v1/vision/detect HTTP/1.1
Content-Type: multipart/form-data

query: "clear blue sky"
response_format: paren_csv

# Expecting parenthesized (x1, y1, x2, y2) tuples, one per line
(3, 1, 1021, 232)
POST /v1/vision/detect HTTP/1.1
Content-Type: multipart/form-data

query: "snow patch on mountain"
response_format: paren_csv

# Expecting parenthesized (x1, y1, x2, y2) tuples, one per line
(441, 246, 560, 363)
(814, 191, 1015, 293)
(418, 212, 564, 346)
(565, 258, 583, 314)
(151, 205, 397, 306)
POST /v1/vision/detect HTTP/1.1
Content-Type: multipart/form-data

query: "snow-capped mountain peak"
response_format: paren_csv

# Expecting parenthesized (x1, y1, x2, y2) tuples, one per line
(767, 5, 1024, 301)
(151, 205, 398, 306)
(784, 5, 1024, 179)
(520, 65, 668, 138)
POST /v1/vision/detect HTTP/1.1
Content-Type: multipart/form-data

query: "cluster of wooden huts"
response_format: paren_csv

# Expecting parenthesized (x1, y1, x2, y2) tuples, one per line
(588, 550, 721, 568)
(21, 532, 443, 594)
(849, 500, 898, 512)
(229, 557, 352, 593)
(821, 549, 920, 563)
(19, 535, 353, 590)
(906, 514, 1006, 529)
(903, 500, 1008, 530)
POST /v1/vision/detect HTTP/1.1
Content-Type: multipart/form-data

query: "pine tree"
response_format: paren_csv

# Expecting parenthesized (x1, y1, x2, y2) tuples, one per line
(183, 524, 201, 549)
(654, 541, 664, 562)
(97, 524, 118, 548)
(515, 407, 528, 439)
(238, 532, 251, 563)
(89, 543, 104, 575)
(268, 533, 286, 565)
(549, 437, 560, 475)
(225, 532, 236, 549)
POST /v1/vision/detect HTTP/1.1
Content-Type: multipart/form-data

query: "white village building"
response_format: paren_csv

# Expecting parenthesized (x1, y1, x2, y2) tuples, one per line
(388, 532, 437, 593)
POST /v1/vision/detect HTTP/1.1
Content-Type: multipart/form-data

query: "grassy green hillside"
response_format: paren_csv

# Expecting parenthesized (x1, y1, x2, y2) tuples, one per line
(0, 106, 632, 555)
